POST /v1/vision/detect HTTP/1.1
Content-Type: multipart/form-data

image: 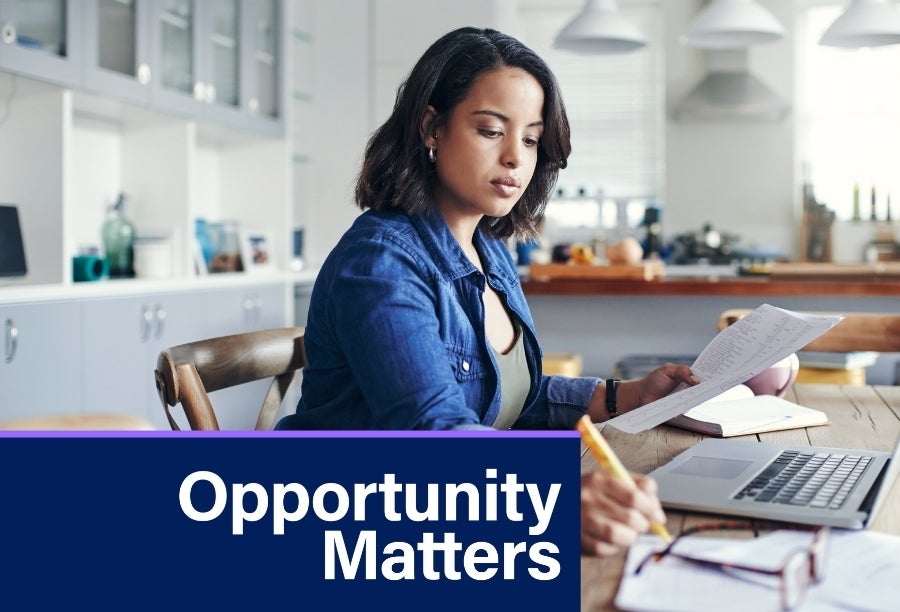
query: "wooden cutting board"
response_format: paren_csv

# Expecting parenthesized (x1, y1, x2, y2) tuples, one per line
(769, 262, 900, 279)
(528, 261, 665, 281)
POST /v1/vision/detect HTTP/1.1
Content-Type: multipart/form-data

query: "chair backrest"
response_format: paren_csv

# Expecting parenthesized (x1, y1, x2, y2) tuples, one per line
(154, 327, 306, 431)
(717, 309, 900, 352)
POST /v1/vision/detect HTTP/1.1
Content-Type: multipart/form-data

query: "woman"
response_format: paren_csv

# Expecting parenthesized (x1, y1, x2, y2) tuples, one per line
(277, 27, 697, 556)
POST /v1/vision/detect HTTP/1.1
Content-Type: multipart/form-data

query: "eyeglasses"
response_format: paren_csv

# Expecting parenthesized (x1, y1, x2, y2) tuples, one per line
(634, 521, 830, 610)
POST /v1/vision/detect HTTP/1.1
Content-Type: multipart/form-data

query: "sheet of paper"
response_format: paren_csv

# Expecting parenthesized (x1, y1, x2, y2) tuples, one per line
(606, 304, 843, 434)
(615, 530, 900, 612)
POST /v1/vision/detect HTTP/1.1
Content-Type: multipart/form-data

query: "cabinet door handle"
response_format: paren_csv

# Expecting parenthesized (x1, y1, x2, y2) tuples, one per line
(4, 318, 17, 364)
(140, 305, 154, 342)
(206, 84, 216, 104)
(1, 23, 16, 45)
(193, 81, 205, 101)
(154, 304, 167, 340)
(253, 296, 263, 326)
(243, 295, 262, 327)
(242, 296, 253, 325)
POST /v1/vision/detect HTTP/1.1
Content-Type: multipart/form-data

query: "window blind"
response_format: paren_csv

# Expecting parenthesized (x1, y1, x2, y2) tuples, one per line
(516, 2, 664, 201)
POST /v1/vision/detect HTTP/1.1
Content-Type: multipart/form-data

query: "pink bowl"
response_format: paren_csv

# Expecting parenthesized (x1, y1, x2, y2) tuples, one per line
(743, 353, 800, 397)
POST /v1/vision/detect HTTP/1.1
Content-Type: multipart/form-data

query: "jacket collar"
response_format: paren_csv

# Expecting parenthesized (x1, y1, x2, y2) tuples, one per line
(409, 207, 480, 281)
(409, 208, 519, 288)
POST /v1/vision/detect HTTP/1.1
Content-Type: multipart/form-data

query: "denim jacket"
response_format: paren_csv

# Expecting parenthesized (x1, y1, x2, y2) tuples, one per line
(275, 207, 602, 430)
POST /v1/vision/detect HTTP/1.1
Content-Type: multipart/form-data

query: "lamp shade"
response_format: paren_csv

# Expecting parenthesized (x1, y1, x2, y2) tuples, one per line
(553, 0, 647, 54)
(819, 0, 900, 48)
(681, 0, 785, 49)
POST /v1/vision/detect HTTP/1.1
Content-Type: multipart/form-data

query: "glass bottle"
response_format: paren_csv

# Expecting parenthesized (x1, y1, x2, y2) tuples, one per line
(102, 192, 136, 278)
(870, 185, 878, 222)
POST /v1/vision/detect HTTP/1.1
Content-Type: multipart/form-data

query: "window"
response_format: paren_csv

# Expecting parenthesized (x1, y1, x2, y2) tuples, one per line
(796, 2, 900, 221)
(516, 0, 664, 240)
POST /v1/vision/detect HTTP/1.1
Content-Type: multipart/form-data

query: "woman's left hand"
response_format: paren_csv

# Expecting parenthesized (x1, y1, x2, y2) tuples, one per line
(589, 363, 699, 421)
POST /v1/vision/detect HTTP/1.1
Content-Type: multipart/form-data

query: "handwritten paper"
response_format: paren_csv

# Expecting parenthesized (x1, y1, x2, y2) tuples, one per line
(606, 304, 842, 434)
(615, 530, 900, 611)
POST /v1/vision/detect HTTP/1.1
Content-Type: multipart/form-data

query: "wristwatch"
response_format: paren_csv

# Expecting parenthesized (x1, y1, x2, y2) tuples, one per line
(605, 378, 620, 418)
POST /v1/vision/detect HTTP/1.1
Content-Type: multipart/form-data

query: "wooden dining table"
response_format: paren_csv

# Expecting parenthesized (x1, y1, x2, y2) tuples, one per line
(580, 383, 900, 611)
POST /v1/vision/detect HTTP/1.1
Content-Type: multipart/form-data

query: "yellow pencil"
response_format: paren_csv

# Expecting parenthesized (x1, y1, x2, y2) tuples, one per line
(576, 414, 672, 542)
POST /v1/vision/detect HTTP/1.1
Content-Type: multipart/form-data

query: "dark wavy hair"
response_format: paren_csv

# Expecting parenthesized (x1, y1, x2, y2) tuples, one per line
(355, 27, 571, 240)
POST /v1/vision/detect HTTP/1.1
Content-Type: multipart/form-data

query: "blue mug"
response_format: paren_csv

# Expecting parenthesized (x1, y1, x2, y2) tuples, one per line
(73, 255, 109, 282)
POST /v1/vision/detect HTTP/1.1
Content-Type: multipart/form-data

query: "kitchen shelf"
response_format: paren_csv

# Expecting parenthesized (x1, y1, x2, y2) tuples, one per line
(0, 1, 291, 290)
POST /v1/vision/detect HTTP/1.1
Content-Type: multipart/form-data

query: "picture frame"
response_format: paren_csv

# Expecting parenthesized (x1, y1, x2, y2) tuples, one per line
(240, 230, 277, 273)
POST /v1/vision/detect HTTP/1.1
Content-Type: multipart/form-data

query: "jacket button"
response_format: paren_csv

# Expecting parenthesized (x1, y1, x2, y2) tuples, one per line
(462, 361, 470, 371)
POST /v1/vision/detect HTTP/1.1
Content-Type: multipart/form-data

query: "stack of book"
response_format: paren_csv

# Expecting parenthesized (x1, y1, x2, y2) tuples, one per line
(796, 351, 879, 385)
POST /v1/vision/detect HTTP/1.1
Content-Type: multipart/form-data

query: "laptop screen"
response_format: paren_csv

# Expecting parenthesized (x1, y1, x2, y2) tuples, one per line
(0, 205, 27, 278)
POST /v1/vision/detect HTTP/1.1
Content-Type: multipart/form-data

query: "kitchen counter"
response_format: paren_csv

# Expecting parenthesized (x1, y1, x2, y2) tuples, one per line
(521, 264, 900, 385)
(521, 264, 900, 297)
(522, 275, 900, 297)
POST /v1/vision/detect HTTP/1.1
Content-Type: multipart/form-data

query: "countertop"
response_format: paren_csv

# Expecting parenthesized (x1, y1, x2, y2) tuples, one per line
(521, 264, 900, 297)
(0, 269, 319, 305)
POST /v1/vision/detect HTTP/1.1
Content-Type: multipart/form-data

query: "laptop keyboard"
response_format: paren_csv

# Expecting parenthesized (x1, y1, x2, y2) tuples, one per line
(733, 450, 872, 509)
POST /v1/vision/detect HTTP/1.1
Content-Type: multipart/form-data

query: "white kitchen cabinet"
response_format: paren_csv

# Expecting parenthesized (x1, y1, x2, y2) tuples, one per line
(78, 0, 285, 136)
(195, 282, 287, 338)
(0, 0, 292, 289)
(80, 282, 289, 430)
(81, 290, 212, 429)
(0, 301, 82, 421)
(0, 0, 82, 88)
(189, 282, 289, 430)
(294, 280, 312, 327)
(81, 0, 154, 106)
(148, 0, 286, 136)
(1, 0, 285, 136)
(246, 283, 289, 330)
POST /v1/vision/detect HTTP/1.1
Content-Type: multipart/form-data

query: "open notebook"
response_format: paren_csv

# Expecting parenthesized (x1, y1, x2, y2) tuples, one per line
(666, 384, 829, 437)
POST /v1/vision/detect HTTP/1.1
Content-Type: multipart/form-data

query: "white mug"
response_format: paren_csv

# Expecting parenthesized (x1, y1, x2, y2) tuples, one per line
(744, 353, 800, 397)
(133, 237, 173, 279)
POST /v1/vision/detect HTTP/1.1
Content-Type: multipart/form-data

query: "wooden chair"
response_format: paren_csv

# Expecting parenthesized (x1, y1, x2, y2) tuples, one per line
(154, 327, 306, 431)
(717, 310, 900, 352)
(717, 309, 900, 385)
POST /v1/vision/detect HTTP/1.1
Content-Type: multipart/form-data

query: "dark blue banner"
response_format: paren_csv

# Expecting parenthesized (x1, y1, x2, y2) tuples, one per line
(0, 432, 580, 610)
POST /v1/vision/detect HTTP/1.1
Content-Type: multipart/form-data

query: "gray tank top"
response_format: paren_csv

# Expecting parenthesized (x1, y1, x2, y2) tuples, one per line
(490, 326, 530, 429)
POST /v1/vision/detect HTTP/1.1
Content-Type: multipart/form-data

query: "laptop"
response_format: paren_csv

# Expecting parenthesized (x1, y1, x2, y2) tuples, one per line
(0, 204, 27, 278)
(648, 435, 900, 529)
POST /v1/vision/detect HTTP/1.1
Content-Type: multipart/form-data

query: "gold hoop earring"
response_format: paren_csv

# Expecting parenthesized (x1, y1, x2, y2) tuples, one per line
(428, 147, 436, 163)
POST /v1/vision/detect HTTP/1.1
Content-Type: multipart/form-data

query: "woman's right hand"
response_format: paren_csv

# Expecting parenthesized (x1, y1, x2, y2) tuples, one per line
(580, 470, 667, 556)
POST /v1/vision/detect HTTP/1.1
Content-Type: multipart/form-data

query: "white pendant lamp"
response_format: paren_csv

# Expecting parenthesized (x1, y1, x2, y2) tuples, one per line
(819, 0, 900, 49)
(553, 0, 647, 54)
(681, 0, 785, 49)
